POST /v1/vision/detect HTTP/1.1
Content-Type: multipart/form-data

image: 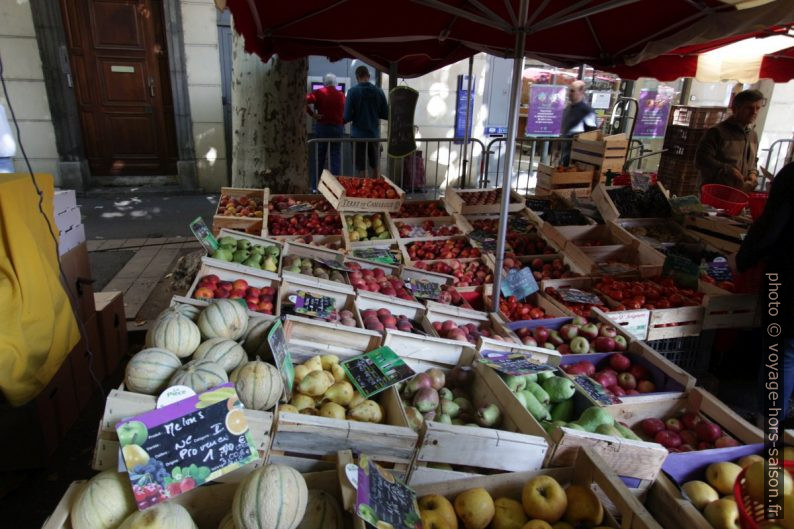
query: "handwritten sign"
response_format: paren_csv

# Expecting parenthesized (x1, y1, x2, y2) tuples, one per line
(526, 197, 552, 211)
(341, 346, 416, 399)
(355, 453, 421, 529)
(663, 254, 700, 290)
(558, 288, 603, 306)
(116, 384, 258, 510)
(597, 262, 637, 276)
(388, 86, 418, 158)
(313, 257, 351, 272)
(408, 278, 441, 300)
(509, 215, 533, 233)
(189, 217, 219, 253)
(469, 229, 498, 252)
(267, 318, 293, 398)
(352, 247, 399, 265)
(479, 352, 556, 377)
(573, 375, 621, 405)
(291, 291, 336, 319)
(706, 258, 733, 282)
(500, 267, 539, 300)
(285, 203, 314, 213)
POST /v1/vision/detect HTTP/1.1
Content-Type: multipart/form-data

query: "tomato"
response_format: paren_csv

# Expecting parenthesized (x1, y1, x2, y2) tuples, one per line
(644, 304, 656, 310)
(655, 299, 671, 309)
(529, 307, 545, 319)
(609, 290, 624, 301)
(633, 295, 645, 306)
(626, 300, 642, 310)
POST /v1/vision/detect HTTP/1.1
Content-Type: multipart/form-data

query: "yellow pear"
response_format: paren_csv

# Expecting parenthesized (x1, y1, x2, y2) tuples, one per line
(302, 356, 323, 373)
(682, 480, 719, 510)
(706, 462, 743, 496)
(737, 454, 764, 469)
(563, 485, 603, 526)
(522, 475, 567, 523)
(291, 393, 315, 411)
(747, 461, 793, 501)
(418, 495, 458, 529)
(321, 370, 335, 386)
(454, 488, 495, 529)
(324, 381, 354, 406)
(522, 521, 553, 529)
(319, 401, 346, 420)
(349, 391, 366, 408)
(703, 498, 739, 529)
(298, 370, 333, 396)
(331, 364, 347, 382)
(278, 404, 299, 414)
(293, 364, 310, 383)
(320, 354, 340, 370)
(420, 509, 454, 529)
(492, 498, 527, 529)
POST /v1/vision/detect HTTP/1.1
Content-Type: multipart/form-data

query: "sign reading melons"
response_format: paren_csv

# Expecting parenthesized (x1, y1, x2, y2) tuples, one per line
(116, 383, 258, 510)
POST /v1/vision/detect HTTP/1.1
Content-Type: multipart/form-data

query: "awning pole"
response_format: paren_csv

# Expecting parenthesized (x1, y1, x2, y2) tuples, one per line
(491, 0, 528, 313)
(460, 56, 474, 186)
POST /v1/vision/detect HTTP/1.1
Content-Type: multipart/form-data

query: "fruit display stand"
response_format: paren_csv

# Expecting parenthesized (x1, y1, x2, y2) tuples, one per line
(212, 187, 268, 235)
(391, 198, 453, 218)
(186, 258, 280, 319)
(318, 170, 405, 212)
(208, 228, 283, 280)
(340, 211, 400, 251)
(570, 131, 629, 182)
(590, 182, 672, 224)
(536, 163, 596, 195)
(562, 241, 665, 279)
(443, 186, 526, 215)
(391, 215, 467, 238)
(281, 239, 353, 292)
(91, 387, 273, 481)
(681, 213, 750, 254)
(354, 292, 427, 335)
(268, 317, 416, 472)
(476, 362, 669, 482)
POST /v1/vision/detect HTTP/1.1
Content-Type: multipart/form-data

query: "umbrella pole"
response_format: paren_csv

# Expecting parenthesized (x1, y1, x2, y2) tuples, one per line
(491, 7, 528, 313)
(461, 56, 474, 186)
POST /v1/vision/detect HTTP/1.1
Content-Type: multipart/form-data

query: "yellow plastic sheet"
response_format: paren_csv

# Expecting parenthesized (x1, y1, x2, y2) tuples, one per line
(0, 173, 80, 406)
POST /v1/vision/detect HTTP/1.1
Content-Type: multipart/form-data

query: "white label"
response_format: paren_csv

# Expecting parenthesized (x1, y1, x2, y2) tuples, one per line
(604, 309, 650, 340)
(345, 463, 359, 488)
(156, 385, 196, 408)
(111, 65, 135, 73)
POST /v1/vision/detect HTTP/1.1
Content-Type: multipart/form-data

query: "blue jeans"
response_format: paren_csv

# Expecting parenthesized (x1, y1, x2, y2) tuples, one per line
(314, 123, 343, 187)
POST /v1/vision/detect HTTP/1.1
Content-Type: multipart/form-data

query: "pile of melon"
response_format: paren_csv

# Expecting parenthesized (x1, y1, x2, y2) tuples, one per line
(125, 300, 282, 412)
(70, 463, 343, 529)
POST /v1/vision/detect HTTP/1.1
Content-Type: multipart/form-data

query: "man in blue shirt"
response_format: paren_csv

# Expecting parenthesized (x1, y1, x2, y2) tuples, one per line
(344, 66, 388, 177)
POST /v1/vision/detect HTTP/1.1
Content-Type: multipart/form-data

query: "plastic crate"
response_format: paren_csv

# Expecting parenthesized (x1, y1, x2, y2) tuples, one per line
(647, 331, 714, 373)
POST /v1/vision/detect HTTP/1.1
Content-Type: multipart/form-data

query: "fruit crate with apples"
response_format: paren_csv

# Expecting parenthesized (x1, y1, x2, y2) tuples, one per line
(345, 257, 420, 304)
(276, 276, 380, 337)
(489, 252, 587, 282)
(391, 198, 453, 218)
(590, 182, 673, 224)
(482, 284, 567, 324)
(443, 187, 526, 215)
(399, 235, 483, 267)
(422, 303, 519, 346)
(504, 315, 631, 359)
(476, 361, 669, 482)
(340, 211, 399, 250)
(269, 318, 417, 471)
(212, 187, 268, 235)
(207, 228, 282, 280)
(400, 264, 456, 289)
(411, 257, 495, 291)
(354, 293, 427, 335)
(536, 163, 596, 195)
(281, 239, 353, 293)
(380, 336, 550, 483)
(698, 280, 759, 330)
(570, 131, 630, 182)
(186, 258, 280, 319)
(391, 215, 467, 239)
(338, 447, 663, 529)
(43, 469, 345, 529)
(265, 209, 345, 239)
(90, 387, 273, 481)
(318, 170, 405, 212)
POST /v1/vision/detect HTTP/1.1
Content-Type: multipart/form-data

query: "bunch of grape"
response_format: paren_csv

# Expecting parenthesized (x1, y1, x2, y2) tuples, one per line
(131, 457, 169, 487)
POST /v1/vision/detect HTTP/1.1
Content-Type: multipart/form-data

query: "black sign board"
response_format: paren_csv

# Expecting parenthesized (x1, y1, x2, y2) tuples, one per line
(573, 375, 621, 405)
(355, 454, 421, 529)
(663, 254, 700, 290)
(500, 267, 539, 300)
(526, 197, 552, 211)
(479, 352, 556, 377)
(267, 318, 293, 398)
(313, 257, 351, 272)
(407, 278, 441, 300)
(387, 86, 418, 158)
(341, 346, 415, 399)
(558, 287, 604, 306)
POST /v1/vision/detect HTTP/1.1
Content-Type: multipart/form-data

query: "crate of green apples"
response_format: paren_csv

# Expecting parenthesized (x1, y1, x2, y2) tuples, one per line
(208, 229, 281, 278)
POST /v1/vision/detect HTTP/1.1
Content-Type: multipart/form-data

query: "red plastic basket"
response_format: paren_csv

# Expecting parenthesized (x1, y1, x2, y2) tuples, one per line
(748, 192, 769, 220)
(701, 184, 749, 216)
(735, 459, 793, 528)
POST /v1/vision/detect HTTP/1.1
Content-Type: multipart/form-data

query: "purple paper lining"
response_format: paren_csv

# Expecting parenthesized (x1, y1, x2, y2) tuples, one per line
(663, 443, 764, 485)
(116, 382, 235, 429)
(508, 316, 572, 331)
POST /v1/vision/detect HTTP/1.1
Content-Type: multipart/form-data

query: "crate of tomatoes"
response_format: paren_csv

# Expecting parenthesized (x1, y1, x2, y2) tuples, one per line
(318, 170, 404, 212)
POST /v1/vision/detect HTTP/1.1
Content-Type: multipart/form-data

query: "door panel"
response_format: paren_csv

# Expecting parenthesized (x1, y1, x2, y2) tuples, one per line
(62, 0, 177, 176)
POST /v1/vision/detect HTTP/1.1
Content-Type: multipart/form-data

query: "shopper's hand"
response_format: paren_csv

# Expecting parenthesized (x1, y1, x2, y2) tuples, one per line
(730, 167, 745, 186)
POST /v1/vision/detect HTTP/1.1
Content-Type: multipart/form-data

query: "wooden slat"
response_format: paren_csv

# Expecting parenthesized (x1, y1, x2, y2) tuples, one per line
(86, 240, 104, 251)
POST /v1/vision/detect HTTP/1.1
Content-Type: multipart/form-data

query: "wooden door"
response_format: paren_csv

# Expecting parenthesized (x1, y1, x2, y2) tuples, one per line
(61, 0, 178, 176)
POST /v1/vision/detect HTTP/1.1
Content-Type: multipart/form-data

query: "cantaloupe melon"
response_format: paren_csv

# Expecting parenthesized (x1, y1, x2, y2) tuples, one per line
(193, 338, 247, 373)
(297, 490, 343, 529)
(117, 502, 197, 529)
(125, 348, 183, 395)
(145, 313, 201, 358)
(70, 470, 136, 529)
(169, 359, 228, 393)
(230, 360, 283, 411)
(233, 464, 308, 529)
(198, 299, 248, 341)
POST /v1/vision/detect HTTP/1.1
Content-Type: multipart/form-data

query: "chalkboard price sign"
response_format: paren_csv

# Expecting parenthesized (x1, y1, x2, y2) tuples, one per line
(352, 247, 399, 265)
(663, 254, 700, 290)
(116, 383, 258, 510)
(355, 453, 421, 529)
(189, 216, 219, 253)
(573, 375, 621, 405)
(408, 278, 441, 300)
(479, 352, 555, 377)
(268, 318, 294, 399)
(500, 267, 539, 301)
(341, 346, 416, 399)
(313, 257, 352, 272)
(558, 288, 603, 306)
(388, 86, 419, 158)
(469, 229, 498, 252)
(292, 291, 336, 318)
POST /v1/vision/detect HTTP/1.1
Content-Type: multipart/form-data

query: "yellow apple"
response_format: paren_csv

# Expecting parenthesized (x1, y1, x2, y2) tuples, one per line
(522, 475, 567, 523)
(419, 495, 458, 529)
(784, 446, 794, 461)
(454, 488, 495, 529)
(421, 509, 453, 529)
(703, 498, 739, 529)
(562, 485, 603, 526)
(492, 498, 527, 529)
(737, 454, 765, 469)
(521, 521, 552, 529)
(706, 462, 743, 496)
(747, 462, 794, 501)
(681, 480, 719, 510)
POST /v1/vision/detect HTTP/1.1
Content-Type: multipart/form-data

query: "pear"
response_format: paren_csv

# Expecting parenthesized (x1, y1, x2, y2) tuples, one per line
(291, 393, 315, 411)
(302, 356, 323, 373)
(324, 381, 354, 406)
(236, 239, 252, 251)
(321, 370, 335, 386)
(293, 365, 310, 383)
(349, 392, 366, 408)
(348, 400, 383, 423)
(321, 355, 340, 370)
(278, 404, 299, 414)
(320, 401, 346, 420)
(218, 236, 237, 247)
(298, 370, 333, 397)
(331, 364, 347, 382)
(263, 256, 278, 272)
(243, 257, 262, 269)
(300, 407, 319, 416)
(212, 248, 234, 261)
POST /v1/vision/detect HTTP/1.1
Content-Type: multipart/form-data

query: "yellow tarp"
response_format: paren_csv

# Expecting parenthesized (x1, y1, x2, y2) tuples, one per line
(0, 173, 80, 406)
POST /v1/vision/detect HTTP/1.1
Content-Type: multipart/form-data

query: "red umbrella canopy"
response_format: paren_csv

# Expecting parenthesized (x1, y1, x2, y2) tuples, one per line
(226, 0, 742, 76)
(761, 45, 794, 81)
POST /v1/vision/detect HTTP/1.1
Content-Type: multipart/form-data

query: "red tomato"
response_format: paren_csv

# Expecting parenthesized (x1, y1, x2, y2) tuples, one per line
(655, 299, 671, 309)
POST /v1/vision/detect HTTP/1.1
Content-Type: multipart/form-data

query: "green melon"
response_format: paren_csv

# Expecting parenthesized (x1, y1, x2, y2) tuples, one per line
(242, 317, 273, 357)
(125, 348, 182, 395)
(297, 490, 343, 529)
(117, 502, 197, 529)
(198, 299, 249, 341)
(233, 464, 308, 529)
(193, 338, 247, 373)
(70, 470, 136, 529)
(145, 313, 201, 358)
(162, 303, 202, 322)
(169, 359, 228, 393)
(230, 360, 283, 411)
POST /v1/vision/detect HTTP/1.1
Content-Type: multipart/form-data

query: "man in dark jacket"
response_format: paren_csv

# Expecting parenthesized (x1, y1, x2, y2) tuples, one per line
(695, 89, 763, 192)
(560, 81, 597, 165)
(343, 66, 388, 177)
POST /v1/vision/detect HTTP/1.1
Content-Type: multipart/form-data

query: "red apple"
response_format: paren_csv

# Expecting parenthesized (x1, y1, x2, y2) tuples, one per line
(678, 444, 694, 452)
(637, 380, 656, 393)
(625, 389, 640, 395)
(598, 324, 618, 338)
(204, 274, 220, 284)
(593, 336, 616, 353)
(679, 430, 697, 446)
(608, 353, 631, 372)
(609, 385, 626, 397)
(521, 336, 538, 347)
(627, 364, 650, 381)
(579, 323, 599, 340)
(194, 287, 214, 300)
(640, 418, 666, 437)
(557, 344, 571, 355)
(617, 372, 637, 390)
(714, 436, 740, 448)
(593, 371, 617, 389)
(695, 421, 722, 442)
(613, 335, 628, 352)
(665, 418, 682, 432)
(233, 279, 248, 291)
(655, 430, 682, 449)
(559, 324, 579, 341)
(548, 331, 565, 347)
(697, 441, 714, 450)
(533, 326, 550, 344)
(680, 412, 702, 431)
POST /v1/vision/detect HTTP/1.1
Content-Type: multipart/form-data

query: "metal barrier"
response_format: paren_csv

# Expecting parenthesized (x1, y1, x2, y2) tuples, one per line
(307, 136, 486, 197)
(481, 137, 575, 194)
(763, 138, 794, 178)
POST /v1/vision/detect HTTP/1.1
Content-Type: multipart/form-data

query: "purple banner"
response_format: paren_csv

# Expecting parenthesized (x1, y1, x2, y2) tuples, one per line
(526, 85, 566, 137)
(634, 88, 674, 138)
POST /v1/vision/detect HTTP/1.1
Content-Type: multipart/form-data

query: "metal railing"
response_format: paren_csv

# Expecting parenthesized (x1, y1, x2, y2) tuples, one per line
(763, 138, 794, 177)
(307, 136, 486, 197)
(481, 137, 574, 194)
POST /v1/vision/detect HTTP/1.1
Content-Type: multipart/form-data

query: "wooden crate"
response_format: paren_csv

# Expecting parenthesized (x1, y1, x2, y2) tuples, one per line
(699, 281, 759, 330)
(340, 211, 399, 251)
(43, 469, 344, 529)
(536, 163, 595, 194)
(391, 198, 453, 218)
(488, 251, 588, 280)
(213, 187, 268, 235)
(571, 131, 629, 179)
(185, 257, 279, 320)
(281, 239, 353, 293)
(398, 235, 482, 268)
(339, 448, 663, 529)
(610, 218, 699, 255)
(423, 302, 518, 344)
(267, 193, 335, 216)
(208, 228, 283, 280)
(682, 214, 749, 254)
(591, 182, 672, 223)
(91, 387, 273, 480)
(269, 318, 415, 468)
(563, 242, 665, 279)
(354, 293, 427, 337)
(443, 187, 526, 215)
(318, 170, 405, 212)
(481, 284, 567, 324)
(390, 215, 467, 238)
(400, 264, 456, 288)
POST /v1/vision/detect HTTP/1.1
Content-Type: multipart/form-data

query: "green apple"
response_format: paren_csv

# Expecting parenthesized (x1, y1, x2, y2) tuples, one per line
(117, 420, 148, 447)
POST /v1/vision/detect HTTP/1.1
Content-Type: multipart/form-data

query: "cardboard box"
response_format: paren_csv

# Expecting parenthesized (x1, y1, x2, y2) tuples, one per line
(53, 189, 76, 215)
(58, 223, 85, 256)
(54, 206, 81, 233)
(71, 314, 104, 410)
(94, 291, 128, 375)
(59, 242, 95, 322)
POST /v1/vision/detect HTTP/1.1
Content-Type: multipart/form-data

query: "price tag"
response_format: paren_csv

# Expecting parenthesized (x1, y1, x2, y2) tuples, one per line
(355, 453, 421, 529)
(479, 352, 556, 376)
(663, 254, 699, 290)
(500, 267, 539, 300)
(291, 291, 336, 319)
(352, 247, 399, 265)
(116, 383, 258, 510)
(558, 288, 603, 306)
(341, 346, 416, 399)
(706, 257, 732, 282)
(526, 197, 552, 211)
(597, 262, 637, 276)
(267, 318, 294, 399)
(189, 217, 219, 253)
(408, 278, 441, 300)
(573, 375, 621, 405)
(469, 229, 498, 252)
(285, 203, 314, 213)
(313, 257, 351, 272)
(509, 216, 533, 233)
(630, 172, 652, 191)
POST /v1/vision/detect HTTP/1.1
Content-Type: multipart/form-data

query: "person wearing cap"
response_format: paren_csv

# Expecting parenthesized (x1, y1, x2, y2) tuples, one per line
(344, 65, 388, 177)
(306, 73, 345, 189)
(695, 89, 764, 193)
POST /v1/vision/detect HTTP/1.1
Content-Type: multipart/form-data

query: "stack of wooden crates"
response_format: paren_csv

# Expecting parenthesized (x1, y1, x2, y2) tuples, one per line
(657, 106, 728, 197)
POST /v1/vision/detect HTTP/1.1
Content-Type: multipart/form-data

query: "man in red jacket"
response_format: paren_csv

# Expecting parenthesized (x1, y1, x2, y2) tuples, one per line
(306, 73, 345, 189)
